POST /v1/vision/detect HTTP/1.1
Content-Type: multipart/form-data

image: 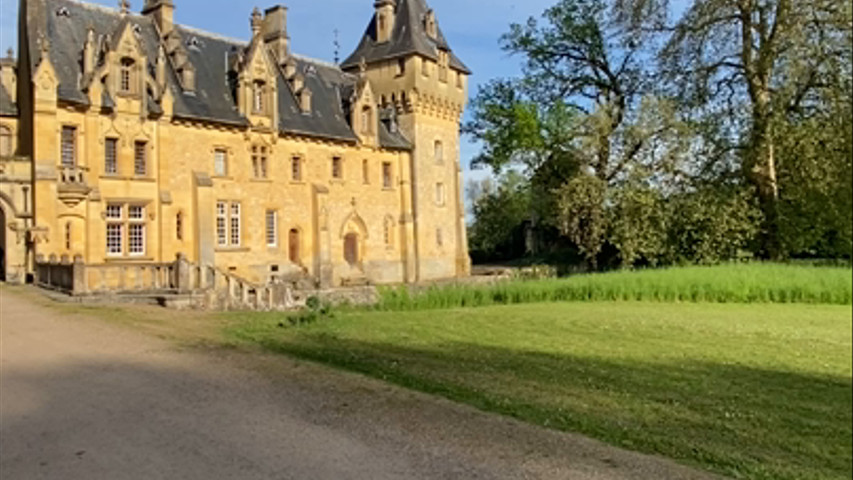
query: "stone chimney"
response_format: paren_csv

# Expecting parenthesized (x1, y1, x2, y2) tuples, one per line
(374, 0, 396, 43)
(263, 6, 290, 63)
(82, 28, 96, 77)
(142, 0, 175, 37)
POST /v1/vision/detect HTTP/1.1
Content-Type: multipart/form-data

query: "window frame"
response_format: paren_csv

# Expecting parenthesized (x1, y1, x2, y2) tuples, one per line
(291, 155, 303, 182)
(213, 148, 228, 177)
(133, 140, 147, 177)
(265, 210, 278, 248)
(61, 126, 77, 167)
(331, 156, 343, 180)
(382, 162, 393, 189)
(104, 137, 118, 175)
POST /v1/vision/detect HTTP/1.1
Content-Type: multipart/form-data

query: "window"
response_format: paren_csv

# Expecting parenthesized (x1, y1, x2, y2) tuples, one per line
(0, 125, 11, 156)
(422, 58, 430, 77)
(61, 126, 76, 167)
(382, 162, 393, 189)
(361, 107, 373, 134)
(456, 71, 464, 89)
(396, 58, 406, 76)
(266, 210, 277, 247)
(120, 58, 134, 94)
(253, 81, 265, 113)
(436, 183, 446, 206)
(434, 140, 444, 163)
(216, 201, 227, 247)
(438, 50, 449, 82)
(176, 212, 184, 241)
(105, 204, 147, 256)
(379, 14, 387, 37)
(384, 217, 395, 247)
(362, 159, 369, 184)
(134, 141, 147, 176)
(252, 146, 268, 179)
(105, 138, 118, 175)
(291, 156, 303, 181)
(436, 228, 444, 247)
(289, 229, 300, 264)
(214, 149, 228, 177)
(230, 202, 241, 246)
(332, 156, 343, 180)
(128, 206, 146, 256)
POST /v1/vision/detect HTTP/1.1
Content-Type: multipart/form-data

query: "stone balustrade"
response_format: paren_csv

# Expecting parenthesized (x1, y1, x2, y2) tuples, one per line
(35, 253, 295, 311)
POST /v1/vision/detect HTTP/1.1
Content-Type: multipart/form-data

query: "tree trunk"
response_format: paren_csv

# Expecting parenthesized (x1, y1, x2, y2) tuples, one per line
(750, 92, 782, 260)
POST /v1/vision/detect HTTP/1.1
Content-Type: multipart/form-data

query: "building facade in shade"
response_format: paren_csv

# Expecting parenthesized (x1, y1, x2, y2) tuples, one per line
(0, 0, 471, 287)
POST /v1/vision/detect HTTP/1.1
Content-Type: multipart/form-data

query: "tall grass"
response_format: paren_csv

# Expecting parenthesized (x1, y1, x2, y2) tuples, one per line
(377, 264, 853, 310)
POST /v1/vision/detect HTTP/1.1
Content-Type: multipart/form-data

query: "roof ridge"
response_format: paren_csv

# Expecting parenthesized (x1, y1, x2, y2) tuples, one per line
(58, 0, 146, 19)
(177, 24, 248, 47)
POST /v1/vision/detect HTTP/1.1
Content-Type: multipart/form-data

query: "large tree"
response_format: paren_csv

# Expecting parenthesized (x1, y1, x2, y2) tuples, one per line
(662, 0, 853, 258)
(465, 0, 683, 267)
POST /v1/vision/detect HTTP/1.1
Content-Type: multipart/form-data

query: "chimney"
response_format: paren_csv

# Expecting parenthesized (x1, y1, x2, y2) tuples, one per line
(142, 0, 175, 37)
(82, 28, 96, 77)
(263, 6, 290, 62)
(374, 0, 396, 43)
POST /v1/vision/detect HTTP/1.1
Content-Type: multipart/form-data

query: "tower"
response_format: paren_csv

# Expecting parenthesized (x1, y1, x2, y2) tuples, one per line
(343, 0, 471, 280)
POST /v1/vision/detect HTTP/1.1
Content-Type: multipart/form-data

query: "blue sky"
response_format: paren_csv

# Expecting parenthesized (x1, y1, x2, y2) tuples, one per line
(0, 0, 557, 184)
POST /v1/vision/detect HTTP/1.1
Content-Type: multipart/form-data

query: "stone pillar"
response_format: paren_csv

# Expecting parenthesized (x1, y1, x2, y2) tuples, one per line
(175, 253, 191, 292)
(72, 255, 87, 295)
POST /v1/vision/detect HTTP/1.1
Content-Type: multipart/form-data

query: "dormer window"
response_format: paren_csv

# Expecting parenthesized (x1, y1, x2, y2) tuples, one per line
(361, 107, 373, 135)
(378, 14, 387, 39)
(120, 57, 135, 94)
(253, 80, 265, 114)
(425, 10, 437, 38)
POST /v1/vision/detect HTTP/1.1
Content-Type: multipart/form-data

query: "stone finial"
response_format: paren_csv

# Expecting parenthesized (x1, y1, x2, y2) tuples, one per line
(359, 57, 367, 74)
(119, 0, 131, 15)
(251, 7, 263, 36)
(5, 48, 12, 60)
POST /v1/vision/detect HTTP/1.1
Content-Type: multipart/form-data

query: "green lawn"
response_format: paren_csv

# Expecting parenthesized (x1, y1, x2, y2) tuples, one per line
(226, 302, 853, 480)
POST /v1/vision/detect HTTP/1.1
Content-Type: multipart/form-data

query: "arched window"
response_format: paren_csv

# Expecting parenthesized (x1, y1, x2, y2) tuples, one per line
(120, 58, 135, 94)
(253, 80, 265, 113)
(176, 212, 184, 241)
(0, 125, 11, 156)
(65, 222, 72, 250)
(289, 229, 301, 264)
(434, 140, 444, 163)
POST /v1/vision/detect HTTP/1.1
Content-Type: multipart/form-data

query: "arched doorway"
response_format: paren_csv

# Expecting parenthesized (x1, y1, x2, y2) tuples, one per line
(288, 229, 300, 264)
(344, 233, 359, 266)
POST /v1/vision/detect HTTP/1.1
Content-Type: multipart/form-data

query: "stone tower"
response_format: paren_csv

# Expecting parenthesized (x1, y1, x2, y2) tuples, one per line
(342, 0, 471, 280)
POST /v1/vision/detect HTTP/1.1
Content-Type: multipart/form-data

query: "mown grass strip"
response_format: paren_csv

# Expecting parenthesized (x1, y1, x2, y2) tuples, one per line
(376, 263, 853, 310)
(224, 301, 853, 480)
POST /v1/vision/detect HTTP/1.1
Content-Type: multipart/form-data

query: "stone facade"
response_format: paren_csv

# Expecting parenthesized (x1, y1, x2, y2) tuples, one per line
(3, 0, 470, 288)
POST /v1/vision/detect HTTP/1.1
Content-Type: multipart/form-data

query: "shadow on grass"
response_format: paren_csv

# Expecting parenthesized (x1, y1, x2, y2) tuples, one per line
(249, 333, 852, 480)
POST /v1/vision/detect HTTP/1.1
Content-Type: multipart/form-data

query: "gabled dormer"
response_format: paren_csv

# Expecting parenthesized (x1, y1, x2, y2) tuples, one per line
(349, 66, 378, 148)
(232, 8, 278, 130)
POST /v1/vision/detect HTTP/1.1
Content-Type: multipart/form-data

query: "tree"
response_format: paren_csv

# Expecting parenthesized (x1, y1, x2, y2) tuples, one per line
(662, 0, 853, 259)
(556, 175, 608, 269)
(467, 172, 532, 261)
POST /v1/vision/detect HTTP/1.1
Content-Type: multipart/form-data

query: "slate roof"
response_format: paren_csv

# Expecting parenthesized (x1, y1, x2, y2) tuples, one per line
(24, 0, 411, 149)
(341, 0, 470, 74)
(0, 84, 16, 117)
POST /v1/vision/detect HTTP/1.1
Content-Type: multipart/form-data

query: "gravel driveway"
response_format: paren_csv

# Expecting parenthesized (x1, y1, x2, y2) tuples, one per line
(0, 287, 723, 480)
